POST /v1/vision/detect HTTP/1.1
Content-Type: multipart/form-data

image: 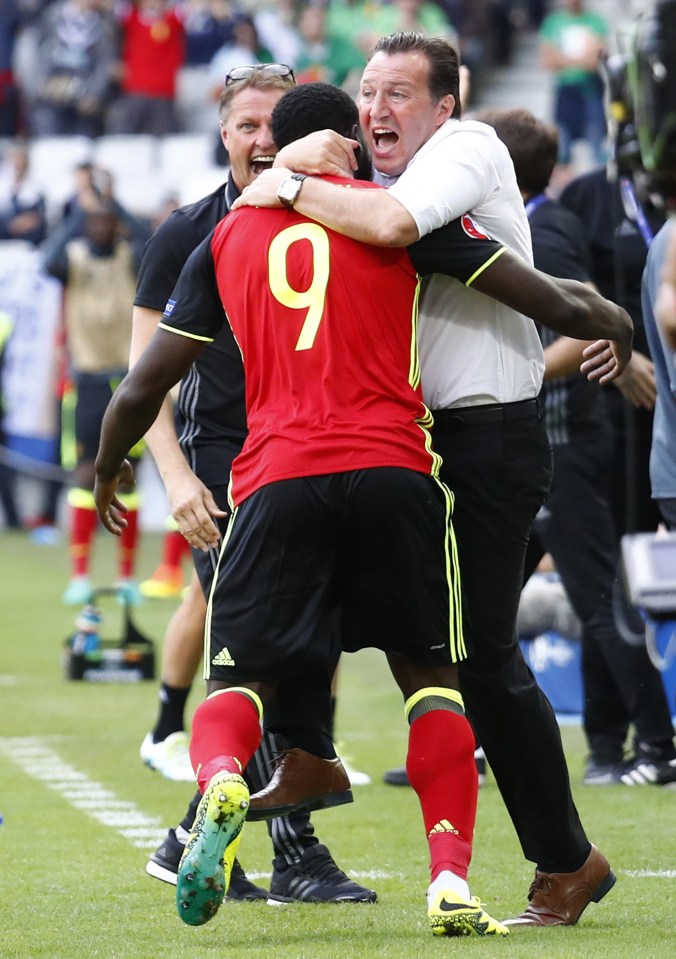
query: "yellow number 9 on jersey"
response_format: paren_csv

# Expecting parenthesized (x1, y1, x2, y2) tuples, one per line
(268, 223, 330, 351)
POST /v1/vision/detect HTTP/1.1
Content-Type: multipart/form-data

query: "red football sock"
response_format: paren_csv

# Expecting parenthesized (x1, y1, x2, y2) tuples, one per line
(118, 508, 139, 579)
(406, 709, 478, 882)
(69, 499, 98, 577)
(163, 529, 190, 568)
(189, 689, 262, 794)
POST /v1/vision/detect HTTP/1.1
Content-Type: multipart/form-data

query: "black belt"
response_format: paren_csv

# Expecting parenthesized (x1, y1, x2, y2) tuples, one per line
(431, 398, 541, 429)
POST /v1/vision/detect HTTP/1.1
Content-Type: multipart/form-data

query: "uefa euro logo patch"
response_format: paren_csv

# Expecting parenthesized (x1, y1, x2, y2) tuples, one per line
(461, 214, 491, 241)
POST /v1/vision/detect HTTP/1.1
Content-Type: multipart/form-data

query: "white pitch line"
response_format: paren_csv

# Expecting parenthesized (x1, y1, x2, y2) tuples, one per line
(0, 736, 167, 850)
(0, 737, 398, 880)
(623, 870, 676, 879)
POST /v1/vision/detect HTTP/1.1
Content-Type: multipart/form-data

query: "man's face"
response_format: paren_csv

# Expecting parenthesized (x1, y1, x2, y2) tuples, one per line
(358, 51, 454, 177)
(221, 87, 285, 191)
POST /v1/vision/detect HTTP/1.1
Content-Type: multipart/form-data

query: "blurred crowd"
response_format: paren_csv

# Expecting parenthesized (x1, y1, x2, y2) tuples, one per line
(0, 1, 547, 142)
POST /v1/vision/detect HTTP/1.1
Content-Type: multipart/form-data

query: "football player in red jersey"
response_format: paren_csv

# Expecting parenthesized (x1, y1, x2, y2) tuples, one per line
(95, 82, 513, 938)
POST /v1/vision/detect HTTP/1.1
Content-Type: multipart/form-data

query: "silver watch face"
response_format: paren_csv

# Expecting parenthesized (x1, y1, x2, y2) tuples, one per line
(279, 177, 301, 205)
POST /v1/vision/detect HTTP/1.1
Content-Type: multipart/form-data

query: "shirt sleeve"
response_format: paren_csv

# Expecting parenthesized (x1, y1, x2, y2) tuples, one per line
(134, 210, 201, 311)
(408, 215, 506, 284)
(158, 232, 225, 342)
(387, 126, 504, 237)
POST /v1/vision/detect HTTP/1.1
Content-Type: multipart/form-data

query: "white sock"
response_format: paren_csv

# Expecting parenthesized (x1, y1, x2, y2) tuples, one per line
(427, 869, 471, 907)
(175, 825, 190, 844)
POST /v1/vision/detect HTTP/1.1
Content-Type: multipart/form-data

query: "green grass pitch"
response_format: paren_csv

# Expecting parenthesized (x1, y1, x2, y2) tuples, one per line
(0, 529, 674, 958)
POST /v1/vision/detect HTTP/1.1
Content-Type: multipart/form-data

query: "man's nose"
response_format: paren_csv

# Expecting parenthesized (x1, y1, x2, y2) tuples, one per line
(370, 91, 390, 119)
(256, 125, 275, 151)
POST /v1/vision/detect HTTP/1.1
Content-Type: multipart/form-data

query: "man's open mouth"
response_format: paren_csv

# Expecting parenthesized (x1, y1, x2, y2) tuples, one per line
(251, 156, 275, 175)
(372, 128, 398, 150)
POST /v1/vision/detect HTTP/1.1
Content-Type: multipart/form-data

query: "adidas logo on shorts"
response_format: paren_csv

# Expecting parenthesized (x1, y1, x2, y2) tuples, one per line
(212, 647, 235, 666)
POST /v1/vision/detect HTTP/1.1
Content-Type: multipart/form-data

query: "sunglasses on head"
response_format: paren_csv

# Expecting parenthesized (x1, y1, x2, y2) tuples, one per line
(225, 63, 295, 85)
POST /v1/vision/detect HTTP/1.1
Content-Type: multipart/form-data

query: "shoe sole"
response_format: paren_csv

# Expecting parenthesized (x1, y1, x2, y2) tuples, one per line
(176, 774, 249, 926)
(246, 788, 353, 822)
(146, 859, 178, 886)
(147, 861, 268, 902)
(429, 897, 509, 937)
(591, 868, 617, 906)
(429, 908, 509, 937)
(502, 867, 617, 927)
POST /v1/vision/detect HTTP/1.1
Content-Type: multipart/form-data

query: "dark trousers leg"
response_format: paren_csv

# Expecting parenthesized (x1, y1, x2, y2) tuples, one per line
(534, 441, 676, 760)
(433, 414, 589, 869)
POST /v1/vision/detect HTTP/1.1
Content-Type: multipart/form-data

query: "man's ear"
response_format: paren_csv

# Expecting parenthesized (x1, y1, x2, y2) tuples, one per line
(352, 124, 373, 182)
(437, 94, 456, 125)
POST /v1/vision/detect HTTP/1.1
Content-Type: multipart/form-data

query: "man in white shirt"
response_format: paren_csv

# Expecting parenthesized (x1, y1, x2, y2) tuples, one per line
(236, 31, 618, 928)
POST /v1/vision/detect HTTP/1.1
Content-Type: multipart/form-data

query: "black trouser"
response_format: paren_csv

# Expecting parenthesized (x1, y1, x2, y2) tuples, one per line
(431, 400, 589, 871)
(524, 434, 676, 765)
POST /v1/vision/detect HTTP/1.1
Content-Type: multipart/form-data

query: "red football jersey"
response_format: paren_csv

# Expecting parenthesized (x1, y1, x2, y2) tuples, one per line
(210, 179, 440, 505)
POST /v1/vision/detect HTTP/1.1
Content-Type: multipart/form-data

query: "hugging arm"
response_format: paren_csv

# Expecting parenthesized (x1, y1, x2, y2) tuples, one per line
(470, 253, 633, 381)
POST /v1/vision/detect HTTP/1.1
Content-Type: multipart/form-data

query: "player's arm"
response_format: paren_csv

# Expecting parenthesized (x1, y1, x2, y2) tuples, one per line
(473, 255, 633, 380)
(95, 326, 205, 534)
(131, 233, 228, 547)
(130, 303, 181, 471)
(130, 214, 196, 484)
(232, 128, 418, 247)
(97, 239, 223, 537)
(408, 220, 633, 380)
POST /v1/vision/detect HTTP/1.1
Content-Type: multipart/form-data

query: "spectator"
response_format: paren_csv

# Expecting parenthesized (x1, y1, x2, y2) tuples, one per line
(0, 307, 21, 530)
(371, 0, 456, 40)
(0, 141, 47, 246)
(107, 0, 185, 136)
(294, 2, 365, 92)
(175, 0, 241, 133)
(208, 12, 272, 99)
(29, 0, 117, 138)
(327, 0, 382, 60)
(0, 0, 22, 136)
(183, 0, 237, 66)
(254, 0, 301, 68)
(539, 0, 608, 175)
(42, 161, 150, 262)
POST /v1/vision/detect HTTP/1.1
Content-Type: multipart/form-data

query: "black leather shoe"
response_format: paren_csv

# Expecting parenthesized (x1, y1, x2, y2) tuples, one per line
(382, 765, 410, 786)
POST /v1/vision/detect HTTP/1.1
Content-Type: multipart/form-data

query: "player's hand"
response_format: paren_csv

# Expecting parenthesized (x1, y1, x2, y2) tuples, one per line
(274, 130, 359, 176)
(611, 350, 657, 409)
(95, 459, 135, 535)
(581, 334, 631, 384)
(233, 167, 288, 209)
(167, 472, 227, 551)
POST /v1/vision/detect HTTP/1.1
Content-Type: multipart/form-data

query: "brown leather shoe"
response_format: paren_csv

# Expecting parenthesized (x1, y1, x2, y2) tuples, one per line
(503, 844, 616, 926)
(247, 748, 353, 822)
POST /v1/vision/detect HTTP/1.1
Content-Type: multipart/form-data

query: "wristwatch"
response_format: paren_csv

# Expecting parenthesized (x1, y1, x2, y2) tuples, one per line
(277, 173, 308, 209)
